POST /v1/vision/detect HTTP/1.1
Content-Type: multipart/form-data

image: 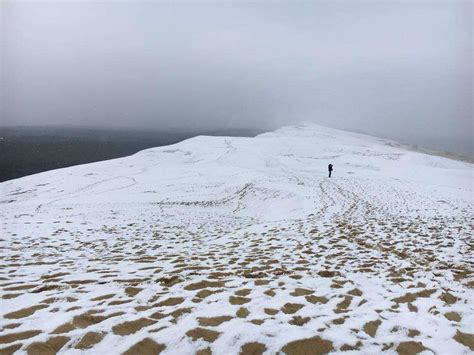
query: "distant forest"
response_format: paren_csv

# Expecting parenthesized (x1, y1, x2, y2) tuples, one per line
(0, 126, 262, 182)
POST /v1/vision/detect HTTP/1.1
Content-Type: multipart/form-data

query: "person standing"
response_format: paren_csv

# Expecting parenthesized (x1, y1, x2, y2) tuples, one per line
(328, 163, 333, 178)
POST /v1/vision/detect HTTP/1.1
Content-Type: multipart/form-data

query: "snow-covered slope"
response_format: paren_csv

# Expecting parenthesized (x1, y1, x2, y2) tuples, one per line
(1, 123, 473, 354)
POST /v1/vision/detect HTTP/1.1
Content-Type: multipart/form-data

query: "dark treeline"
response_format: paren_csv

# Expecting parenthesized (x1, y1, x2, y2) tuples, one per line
(0, 126, 262, 182)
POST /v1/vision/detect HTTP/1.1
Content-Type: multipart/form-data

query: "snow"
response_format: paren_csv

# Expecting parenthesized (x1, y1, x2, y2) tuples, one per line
(0, 123, 473, 354)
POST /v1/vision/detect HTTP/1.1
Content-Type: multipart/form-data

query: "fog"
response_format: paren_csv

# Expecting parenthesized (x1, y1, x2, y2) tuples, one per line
(1, 0, 472, 156)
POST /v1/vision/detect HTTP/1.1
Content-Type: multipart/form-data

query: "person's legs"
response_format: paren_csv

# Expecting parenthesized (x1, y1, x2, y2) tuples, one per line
(329, 171, 331, 178)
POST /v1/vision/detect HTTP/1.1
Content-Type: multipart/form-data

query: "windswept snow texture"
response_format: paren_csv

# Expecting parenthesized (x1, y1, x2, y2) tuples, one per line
(1, 124, 473, 355)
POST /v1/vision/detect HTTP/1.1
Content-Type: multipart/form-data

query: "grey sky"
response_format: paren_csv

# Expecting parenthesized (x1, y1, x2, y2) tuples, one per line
(1, 0, 472, 155)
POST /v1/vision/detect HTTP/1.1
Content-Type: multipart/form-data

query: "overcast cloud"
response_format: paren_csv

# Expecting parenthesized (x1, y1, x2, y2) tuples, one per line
(1, 0, 472, 155)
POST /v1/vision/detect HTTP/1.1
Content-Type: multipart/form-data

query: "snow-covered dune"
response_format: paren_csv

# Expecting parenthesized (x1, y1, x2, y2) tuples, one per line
(1, 123, 473, 354)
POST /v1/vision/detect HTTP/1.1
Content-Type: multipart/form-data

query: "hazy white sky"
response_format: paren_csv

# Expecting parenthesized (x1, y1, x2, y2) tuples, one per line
(1, 0, 472, 153)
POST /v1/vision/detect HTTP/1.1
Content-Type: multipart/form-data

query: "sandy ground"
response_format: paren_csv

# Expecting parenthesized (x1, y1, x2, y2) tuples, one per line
(1, 124, 473, 354)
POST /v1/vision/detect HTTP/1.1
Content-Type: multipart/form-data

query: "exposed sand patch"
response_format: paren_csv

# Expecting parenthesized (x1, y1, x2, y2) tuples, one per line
(240, 342, 267, 355)
(26, 336, 70, 355)
(186, 328, 220, 342)
(288, 316, 311, 326)
(51, 322, 75, 334)
(169, 307, 193, 319)
(0, 343, 23, 355)
(124, 287, 143, 297)
(91, 293, 115, 301)
(156, 297, 184, 307)
(281, 336, 334, 354)
(347, 288, 363, 296)
(196, 289, 223, 299)
(0, 330, 41, 344)
(184, 280, 226, 291)
(453, 330, 474, 350)
(439, 291, 458, 305)
(305, 295, 328, 304)
(444, 311, 461, 322)
(363, 319, 382, 337)
(264, 289, 276, 297)
(74, 332, 105, 349)
(281, 303, 305, 314)
(392, 289, 436, 303)
(123, 338, 166, 355)
(4, 305, 48, 319)
(198, 316, 233, 327)
(236, 307, 249, 318)
(235, 289, 252, 297)
(72, 314, 106, 328)
(2, 294, 22, 300)
(395, 341, 427, 354)
(229, 296, 251, 305)
(112, 318, 157, 336)
(264, 308, 278, 316)
(290, 288, 314, 297)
